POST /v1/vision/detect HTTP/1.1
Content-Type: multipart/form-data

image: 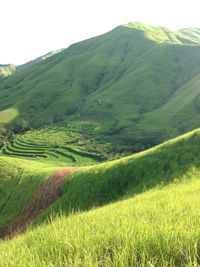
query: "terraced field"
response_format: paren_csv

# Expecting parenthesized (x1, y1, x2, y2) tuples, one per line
(0, 126, 105, 166)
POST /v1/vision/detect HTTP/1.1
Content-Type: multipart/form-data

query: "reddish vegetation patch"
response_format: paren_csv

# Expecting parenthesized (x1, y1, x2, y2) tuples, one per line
(0, 167, 78, 239)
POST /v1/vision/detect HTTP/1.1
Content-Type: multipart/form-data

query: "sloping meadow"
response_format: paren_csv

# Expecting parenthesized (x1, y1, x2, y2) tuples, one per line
(0, 167, 200, 266)
(1, 129, 200, 266)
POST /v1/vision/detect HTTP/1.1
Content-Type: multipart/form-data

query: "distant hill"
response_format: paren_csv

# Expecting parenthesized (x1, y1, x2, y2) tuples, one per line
(1, 22, 200, 150)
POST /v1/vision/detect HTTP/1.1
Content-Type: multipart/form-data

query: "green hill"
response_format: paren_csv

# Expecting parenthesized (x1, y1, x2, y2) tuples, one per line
(0, 156, 58, 229)
(1, 128, 200, 265)
(1, 22, 200, 152)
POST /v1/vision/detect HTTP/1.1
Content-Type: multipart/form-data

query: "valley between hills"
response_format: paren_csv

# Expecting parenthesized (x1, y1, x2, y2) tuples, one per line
(1, 22, 200, 266)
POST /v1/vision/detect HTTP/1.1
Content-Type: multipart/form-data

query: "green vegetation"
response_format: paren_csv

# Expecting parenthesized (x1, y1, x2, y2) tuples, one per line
(41, 128, 200, 219)
(0, 124, 110, 166)
(1, 22, 200, 266)
(0, 108, 19, 126)
(0, 127, 13, 149)
(1, 177, 200, 266)
(1, 129, 200, 266)
(125, 22, 200, 44)
(0, 156, 58, 228)
(1, 23, 200, 151)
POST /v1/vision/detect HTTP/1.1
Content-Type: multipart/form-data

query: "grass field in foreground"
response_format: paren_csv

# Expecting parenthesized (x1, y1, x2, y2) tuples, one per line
(1, 129, 200, 266)
(0, 172, 200, 266)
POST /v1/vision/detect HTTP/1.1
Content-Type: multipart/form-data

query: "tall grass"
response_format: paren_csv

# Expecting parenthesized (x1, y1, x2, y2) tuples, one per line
(0, 171, 200, 266)
(1, 129, 200, 266)
(0, 156, 58, 228)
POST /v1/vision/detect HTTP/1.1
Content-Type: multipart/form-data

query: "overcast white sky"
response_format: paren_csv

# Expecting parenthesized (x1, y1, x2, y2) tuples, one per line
(1, 0, 200, 65)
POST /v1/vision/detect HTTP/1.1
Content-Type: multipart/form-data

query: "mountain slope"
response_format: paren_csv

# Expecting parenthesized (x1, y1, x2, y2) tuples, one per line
(0, 156, 59, 229)
(1, 128, 200, 265)
(1, 22, 200, 150)
(139, 71, 200, 135)
(41, 128, 200, 219)
(1, 127, 200, 233)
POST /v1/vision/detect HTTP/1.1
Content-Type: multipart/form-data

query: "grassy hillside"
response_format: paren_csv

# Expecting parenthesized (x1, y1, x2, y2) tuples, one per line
(1, 127, 200, 229)
(1, 129, 200, 266)
(0, 108, 18, 126)
(139, 71, 200, 135)
(1, 23, 200, 152)
(1, 177, 199, 266)
(38, 128, 200, 220)
(0, 156, 58, 229)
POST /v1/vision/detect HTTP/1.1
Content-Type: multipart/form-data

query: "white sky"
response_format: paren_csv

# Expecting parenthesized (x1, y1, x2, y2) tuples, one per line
(1, 0, 200, 65)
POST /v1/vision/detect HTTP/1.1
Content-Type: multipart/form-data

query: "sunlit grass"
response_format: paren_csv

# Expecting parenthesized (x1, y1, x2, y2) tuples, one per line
(0, 156, 59, 228)
(0, 173, 200, 266)
(1, 129, 200, 266)
(0, 108, 19, 125)
(0, 64, 16, 77)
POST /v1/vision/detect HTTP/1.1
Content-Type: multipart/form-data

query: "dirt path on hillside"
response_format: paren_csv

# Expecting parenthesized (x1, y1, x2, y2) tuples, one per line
(0, 167, 78, 239)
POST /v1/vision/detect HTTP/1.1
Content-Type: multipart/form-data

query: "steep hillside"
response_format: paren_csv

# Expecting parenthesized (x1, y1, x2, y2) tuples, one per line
(1, 22, 200, 151)
(1, 129, 200, 265)
(0, 156, 59, 229)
